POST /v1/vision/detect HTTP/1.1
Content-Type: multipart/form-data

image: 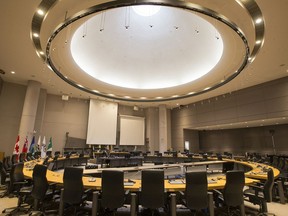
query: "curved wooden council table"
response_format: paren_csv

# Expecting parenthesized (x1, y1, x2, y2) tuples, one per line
(23, 158, 280, 191)
(23, 158, 281, 216)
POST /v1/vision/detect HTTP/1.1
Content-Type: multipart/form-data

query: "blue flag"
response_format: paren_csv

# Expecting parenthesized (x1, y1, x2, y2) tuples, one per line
(29, 136, 35, 153)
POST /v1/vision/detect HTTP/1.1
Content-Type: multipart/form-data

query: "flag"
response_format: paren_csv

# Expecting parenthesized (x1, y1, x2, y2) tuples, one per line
(22, 136, 28, 153)
(36, 135, 41, 152)
(47, 137, 52, 152)
(13, 135, 20, 159)
(29, 136, 35, 153)
(41, 136, 46, 158)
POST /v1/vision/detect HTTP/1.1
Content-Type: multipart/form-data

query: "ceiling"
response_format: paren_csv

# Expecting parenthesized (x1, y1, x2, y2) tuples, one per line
(0, 0, 288, 129)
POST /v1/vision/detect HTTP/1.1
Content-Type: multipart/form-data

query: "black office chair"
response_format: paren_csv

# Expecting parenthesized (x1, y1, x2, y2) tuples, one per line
(11, 153, 19, 164)
(2, 162, 32, 214)
(214, 170, 245, 216)
(0, 161, 10, 197)
(26, 152, 34, 161)
(29, 164, 58, 215)
(96, 170, 132, 215)
(54, 151, 61, 156)
(46, 151, 52, 158)
(244, 168, 275, 215)
(19, 152, 27, 162)
(3, 156, 12, 172)
(271, 156, 279, 168)
(34, 151, 41, 159)
(59, 167, 90, 216)
(179, 171, 214, 215)
(139, 169, 167, 215)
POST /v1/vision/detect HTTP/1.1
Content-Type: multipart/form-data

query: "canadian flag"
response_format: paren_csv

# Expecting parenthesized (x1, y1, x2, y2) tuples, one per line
(22, 136, 28, 153)
(13, 135, 20, 157)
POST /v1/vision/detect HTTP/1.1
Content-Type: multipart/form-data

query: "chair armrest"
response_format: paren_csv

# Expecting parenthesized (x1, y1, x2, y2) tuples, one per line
(248, 184, 263, 191)
(212, 189, 222, 196)
(125, 189, 130, 195)
(84, 188, 93, 194)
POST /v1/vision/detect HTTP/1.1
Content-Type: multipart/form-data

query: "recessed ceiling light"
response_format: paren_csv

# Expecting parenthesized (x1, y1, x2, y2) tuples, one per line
(255, 18, 262, 24)
(37, 9, 44, 16)
(11, 71, 15, 74)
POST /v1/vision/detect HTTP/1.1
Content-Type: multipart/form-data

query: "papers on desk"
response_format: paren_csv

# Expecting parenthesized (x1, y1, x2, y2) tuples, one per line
(208, 179, 217, 184)
(124, 181, 135, 186)
(168, 179, 185, 184)
(88, 177, 96, 182)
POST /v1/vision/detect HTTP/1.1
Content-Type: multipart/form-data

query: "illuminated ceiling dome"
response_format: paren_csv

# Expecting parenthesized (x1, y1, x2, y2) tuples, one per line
(70, 6, 224, 89)
(32, 0, 264, 103)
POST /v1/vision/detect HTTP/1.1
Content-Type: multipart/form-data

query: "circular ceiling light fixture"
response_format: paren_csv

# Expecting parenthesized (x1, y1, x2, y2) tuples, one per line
(31, 0, 265, 103)
(70, 6, 224, 89)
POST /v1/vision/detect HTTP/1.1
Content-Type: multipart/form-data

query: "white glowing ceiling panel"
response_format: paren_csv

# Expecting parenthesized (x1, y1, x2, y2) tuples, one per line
(71, 6, 223, 89)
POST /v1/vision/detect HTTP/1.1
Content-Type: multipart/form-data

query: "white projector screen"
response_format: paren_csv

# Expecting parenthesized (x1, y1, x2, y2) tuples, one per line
(120, 115, 145, 146)
(86, 100, 118, 145)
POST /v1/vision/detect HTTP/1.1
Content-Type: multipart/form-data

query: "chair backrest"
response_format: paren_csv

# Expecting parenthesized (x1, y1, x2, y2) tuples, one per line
(263, 168, 274, 202)
(11, 154, 19, 164)
(284, 159, 288, 172)
(278, 157, 285, 170)
(31, 164, 49, 200)
(34, 152, 41, 159)
(3, 156, 9, 170)
(10, 162, 25, 183)
(9, 162, 25, 193)
(223, 170, 245, 207)
(26, 152, 33, 161)
(0, 161, 7, 184)
(272, 156, 279, 168)
(185, 171, 208, 210)
(141, 169, 165, 209)
(46, 151, 52, 158)
(101, 170, 125, 209)
(63, 167, 84, 205)
(54, 151, 60, 156)
(19, 153, 26, 162)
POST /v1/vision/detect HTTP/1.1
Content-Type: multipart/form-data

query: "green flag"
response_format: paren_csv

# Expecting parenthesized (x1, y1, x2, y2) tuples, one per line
(47, 137, 52, 152)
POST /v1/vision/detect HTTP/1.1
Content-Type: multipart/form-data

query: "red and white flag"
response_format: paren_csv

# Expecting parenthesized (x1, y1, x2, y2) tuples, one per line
(13, 135, 20, 157)
(22, 136, 28, 153)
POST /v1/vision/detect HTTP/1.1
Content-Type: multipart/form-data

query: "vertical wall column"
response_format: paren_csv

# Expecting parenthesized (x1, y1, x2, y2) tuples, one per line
(18, 80, 41, 146)
(159, 105, 169, 153)
(145, 107, 159, 153)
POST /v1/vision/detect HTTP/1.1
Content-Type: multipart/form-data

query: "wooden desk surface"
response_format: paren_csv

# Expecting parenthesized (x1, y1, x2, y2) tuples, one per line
(23, 158, 277, 192)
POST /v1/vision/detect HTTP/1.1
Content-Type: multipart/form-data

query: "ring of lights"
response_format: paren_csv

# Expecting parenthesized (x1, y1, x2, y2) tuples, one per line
(32, 0, 265, 103)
